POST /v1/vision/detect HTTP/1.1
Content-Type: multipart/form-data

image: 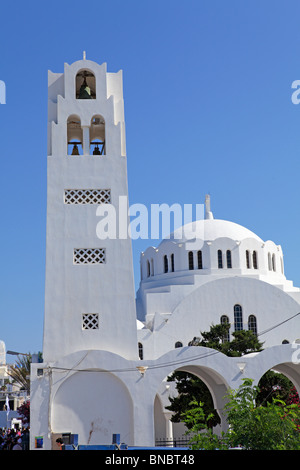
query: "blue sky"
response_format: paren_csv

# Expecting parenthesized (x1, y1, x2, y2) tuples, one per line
(0, 0, 299, 355)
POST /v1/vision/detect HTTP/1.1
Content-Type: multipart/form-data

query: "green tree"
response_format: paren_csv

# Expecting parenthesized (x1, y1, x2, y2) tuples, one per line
(224, 378, 300, 450)
(181, 379, 300, 450)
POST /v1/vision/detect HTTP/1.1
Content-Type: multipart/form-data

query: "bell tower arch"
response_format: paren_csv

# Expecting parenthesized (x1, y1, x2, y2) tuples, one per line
(44, 56, 138, 362)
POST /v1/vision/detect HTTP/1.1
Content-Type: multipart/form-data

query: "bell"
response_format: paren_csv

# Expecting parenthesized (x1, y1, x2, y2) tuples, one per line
(71, 143, 80, 155)
(79, 77, 92, 99)
(93, 145, 101, 155)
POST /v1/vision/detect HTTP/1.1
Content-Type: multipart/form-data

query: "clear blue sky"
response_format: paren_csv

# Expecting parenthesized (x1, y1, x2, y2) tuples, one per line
(0, 0, 299, 355)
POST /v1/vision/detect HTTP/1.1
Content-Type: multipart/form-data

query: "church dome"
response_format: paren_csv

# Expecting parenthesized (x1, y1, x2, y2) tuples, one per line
(140, 196, 285, 283)
(161, 218, 263, 246)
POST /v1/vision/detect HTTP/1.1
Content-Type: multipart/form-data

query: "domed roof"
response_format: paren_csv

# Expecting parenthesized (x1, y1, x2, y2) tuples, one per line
(163, 218, 263, 245)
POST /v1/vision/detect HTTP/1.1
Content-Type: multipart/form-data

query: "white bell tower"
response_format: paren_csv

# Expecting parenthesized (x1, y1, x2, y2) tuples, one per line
(43, 56, 138, 362)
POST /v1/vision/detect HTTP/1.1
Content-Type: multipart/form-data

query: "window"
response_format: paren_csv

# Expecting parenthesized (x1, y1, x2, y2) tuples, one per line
(197, 250, 203, 269)
(220, 315, 230, 342)
(76, 70, 96, 99)
(90, 115, 105, 155)
(74, 248, 106, 265)
(147, 260, 151, 278)
(151, 258, 154, 276)
(268, 252, 272, 271)
(171, 253, 175, 272)
(164, 255, 168, 273)
(218, 250, 223, 268)
(64, 189, 111, 205)
(226, 250, 232, 268)
(246, 250, 250, 269)
(188, 251, 194, 270)
(67, 115, 83, 155)
(248, 315, 257, 336)
(280, 257, 284, 274)
(253, 251, 258, 269)
(175, 341, 183, 348)
(138, 342, 143, 360)
(82, 313, 99, 330)
(234, 304, 243, 331)
(272, 254, 276, 272)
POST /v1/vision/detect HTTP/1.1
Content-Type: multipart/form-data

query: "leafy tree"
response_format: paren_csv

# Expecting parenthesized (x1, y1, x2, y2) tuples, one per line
(17, 401, 30, 425)
(181, 379, 300, 450)
(224, 378, 300, 450)
(190, 323, 264, 356)
(166, 371, 220, 428)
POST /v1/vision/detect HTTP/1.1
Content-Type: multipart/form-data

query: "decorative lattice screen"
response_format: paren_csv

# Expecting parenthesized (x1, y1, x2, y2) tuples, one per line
(82, 313, 99, 330)
(73, 248, 106, 265)
(64, 189, 111, 204)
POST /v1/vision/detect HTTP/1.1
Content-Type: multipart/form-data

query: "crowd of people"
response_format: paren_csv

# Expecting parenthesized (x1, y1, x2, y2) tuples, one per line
(0, 427, 29, 450)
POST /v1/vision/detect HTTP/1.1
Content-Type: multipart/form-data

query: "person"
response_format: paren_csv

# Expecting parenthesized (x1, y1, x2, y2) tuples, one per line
(12, 438, 22, 450)
(56, 437, 64, 450)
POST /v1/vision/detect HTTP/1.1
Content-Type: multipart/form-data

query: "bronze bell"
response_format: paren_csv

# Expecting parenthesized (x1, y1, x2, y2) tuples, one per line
(79, 77, 92, 99)
(71, 143, 80, 155)
(93, 145, 101, 155)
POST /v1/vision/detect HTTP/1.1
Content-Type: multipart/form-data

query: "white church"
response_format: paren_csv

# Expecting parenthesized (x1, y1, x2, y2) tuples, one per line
(29, 56, 300, 449)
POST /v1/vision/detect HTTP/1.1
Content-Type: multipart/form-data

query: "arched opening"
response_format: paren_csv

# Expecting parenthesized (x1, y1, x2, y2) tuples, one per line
(217, 250, 223, 269)
(76, 70, 96, 99)
(138, 342, 143, 360)
(67, 115, 83, 155)
(234, 304, 243, 331)
(256, 367, 300, 411)
(197, 250, 203, 269)
(226, 250, 232, 269)
(188, 251, 194, 270)
(164, 255, 168, 273)
(154, 366, 228, 446)
(90, 115, 105, 155)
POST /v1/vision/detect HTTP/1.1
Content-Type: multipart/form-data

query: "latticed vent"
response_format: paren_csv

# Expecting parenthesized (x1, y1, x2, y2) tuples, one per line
(64, 189, 111, 205)
(82, 313, 99, 330)
(74, 248, 106, 265)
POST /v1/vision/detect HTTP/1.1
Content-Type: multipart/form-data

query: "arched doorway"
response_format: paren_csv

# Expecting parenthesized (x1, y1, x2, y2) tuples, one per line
(154, 364, 229, 446)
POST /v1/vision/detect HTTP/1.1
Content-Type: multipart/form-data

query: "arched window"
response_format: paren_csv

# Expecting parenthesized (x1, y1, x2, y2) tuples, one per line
(248, 315, 257, 336)
(67, 115, 83, 155)
(151, 258, 154, 276)
(90, 115, 105, 155)
(234, 304, 243, 331)
(138, 342, 143, 360)
(268, 252, 272, 271)
(252, 251, 258, 269)
(246, 250, 250, 269)
(272, 254, 276, 272)
(220, 315, 230, 342)
(147, 260, 150, 278)
(164, 255, 168, 273)
(171, 253, 175, 272)
(226, 250, 232, 268)
(188, 251, 194, 270)
(197, 250, 203, 269)
(218, 250, 223, 268)
(175, 341, 183, 348)
(76, 70, 96, 99)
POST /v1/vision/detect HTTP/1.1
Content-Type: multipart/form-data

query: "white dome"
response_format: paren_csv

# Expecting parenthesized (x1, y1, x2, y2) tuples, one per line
(161, 218, 263, 246)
